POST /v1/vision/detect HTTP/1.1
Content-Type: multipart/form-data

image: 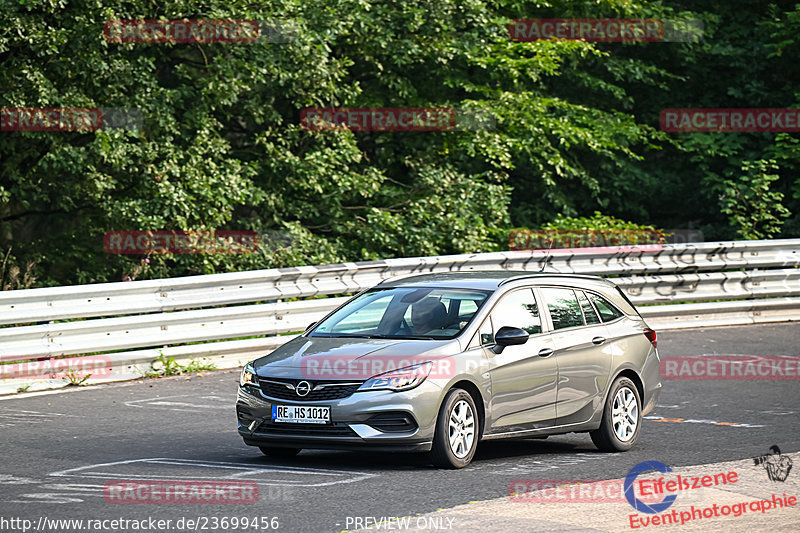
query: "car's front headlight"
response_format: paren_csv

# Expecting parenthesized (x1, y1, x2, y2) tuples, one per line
(240, 362, 257, 388)
(357, 362, 433, 392)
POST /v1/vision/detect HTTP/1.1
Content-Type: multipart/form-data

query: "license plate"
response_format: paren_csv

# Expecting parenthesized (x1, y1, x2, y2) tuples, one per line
(272, 405, 330, 424)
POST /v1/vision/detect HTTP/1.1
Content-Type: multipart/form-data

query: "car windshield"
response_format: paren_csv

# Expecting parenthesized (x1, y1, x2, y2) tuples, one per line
(309, 287, 491, 339)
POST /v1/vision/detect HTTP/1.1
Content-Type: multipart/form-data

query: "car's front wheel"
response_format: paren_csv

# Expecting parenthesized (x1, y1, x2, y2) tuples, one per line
(429, 388, 478, 469)
(259, 446, 301, 458)
(590, 376, 641, 452)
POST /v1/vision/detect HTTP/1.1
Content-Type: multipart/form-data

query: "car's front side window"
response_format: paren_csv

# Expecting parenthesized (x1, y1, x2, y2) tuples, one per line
(478, 316, 494, 346)
(489, 288, 542, 335)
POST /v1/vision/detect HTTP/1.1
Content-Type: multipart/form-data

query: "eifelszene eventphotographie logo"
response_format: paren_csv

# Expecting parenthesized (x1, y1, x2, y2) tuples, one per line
(753, 445, 793, 482)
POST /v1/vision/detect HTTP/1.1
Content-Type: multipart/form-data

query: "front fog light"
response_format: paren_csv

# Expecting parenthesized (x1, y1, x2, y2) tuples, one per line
(358, 362, 433, 392)
(240, 362, 257, 388)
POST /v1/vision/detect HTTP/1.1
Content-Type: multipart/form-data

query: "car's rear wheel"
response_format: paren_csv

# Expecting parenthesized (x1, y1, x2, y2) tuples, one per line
(429, 388, 478, 469)
(590, 376, 641, 452)
(259, 446, 301, 457)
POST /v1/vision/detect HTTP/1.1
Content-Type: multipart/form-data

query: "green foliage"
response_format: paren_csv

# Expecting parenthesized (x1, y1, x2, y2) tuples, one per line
(542, 212, 661, 232)
(719, 160, 790, 239)
(62, 367, 92, 386)
(0, 248, 37, 289)
(149, 352, 217, 377)
(510, 211, 664, 249)
(181, 358, 218, 373)
(0, 0, 797, 288)
(151, 353, 183, 377)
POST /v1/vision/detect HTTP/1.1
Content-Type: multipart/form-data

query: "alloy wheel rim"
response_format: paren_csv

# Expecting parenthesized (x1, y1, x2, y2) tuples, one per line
(611, 387, 638, 442)
(448, 399, 475, 458)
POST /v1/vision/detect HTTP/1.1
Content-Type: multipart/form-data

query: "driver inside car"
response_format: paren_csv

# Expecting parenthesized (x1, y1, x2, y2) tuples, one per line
(410, 297, 448, 335)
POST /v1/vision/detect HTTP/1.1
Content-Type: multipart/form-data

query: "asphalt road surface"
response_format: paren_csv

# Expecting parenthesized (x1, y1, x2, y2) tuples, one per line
(0, 323, 798, 533)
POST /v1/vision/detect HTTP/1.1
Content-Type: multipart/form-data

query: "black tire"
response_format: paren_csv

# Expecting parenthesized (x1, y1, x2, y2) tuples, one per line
(590, 376, 641, 452)
(259, 446, 301, 457)
(428, 388, 479, 469)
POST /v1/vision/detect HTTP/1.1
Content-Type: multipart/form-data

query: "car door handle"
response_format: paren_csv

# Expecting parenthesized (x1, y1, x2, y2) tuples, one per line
(538, 348, 554, 358)
(592, 336, 606, 345)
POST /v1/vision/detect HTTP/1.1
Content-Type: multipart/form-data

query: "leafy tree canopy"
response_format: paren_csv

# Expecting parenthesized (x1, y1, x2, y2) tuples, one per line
(1, 0, 797, 287)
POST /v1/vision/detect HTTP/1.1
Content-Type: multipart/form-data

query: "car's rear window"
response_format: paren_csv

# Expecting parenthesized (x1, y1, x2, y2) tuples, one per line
(309, 287, 491, 339)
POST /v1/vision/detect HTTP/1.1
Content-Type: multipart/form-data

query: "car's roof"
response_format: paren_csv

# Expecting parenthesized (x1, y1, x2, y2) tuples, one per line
(377, 271, 613, 291)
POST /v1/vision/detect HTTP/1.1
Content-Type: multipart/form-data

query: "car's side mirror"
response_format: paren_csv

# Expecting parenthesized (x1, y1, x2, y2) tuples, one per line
(491, 326, 529, 354)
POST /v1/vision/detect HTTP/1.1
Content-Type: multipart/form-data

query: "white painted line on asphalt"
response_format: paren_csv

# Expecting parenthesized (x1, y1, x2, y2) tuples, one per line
(643, 415, 765, 428)
(0, 409, 78, 428)
(6, 493, 85, 504)
(0, 474, 39, 485)
(124, 393, 232, 411)
(0, 380, 141, 400)
(485, 453, 611, 475)
(147, 459, 355, 478)
(40, 483, 106, 492)
(50, 457, 378, 487)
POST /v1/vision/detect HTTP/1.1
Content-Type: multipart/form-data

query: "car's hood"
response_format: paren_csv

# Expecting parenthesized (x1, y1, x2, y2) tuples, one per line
(252, 335, 460, 379)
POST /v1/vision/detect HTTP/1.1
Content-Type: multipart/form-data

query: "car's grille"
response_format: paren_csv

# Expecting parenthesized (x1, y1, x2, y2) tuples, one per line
(258, 378, 363, 401)
(255, 421, 357, 437)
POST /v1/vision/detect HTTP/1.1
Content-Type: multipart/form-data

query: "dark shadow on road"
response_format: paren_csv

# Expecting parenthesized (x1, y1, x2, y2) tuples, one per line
(219, 434, 604, 471)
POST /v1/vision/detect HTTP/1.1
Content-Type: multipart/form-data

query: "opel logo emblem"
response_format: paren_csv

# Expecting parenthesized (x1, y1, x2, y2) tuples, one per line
(295, 381, 312, 397)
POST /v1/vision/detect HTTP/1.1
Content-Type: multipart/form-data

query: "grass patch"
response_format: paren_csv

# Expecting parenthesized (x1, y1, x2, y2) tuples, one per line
(140, 351, 219, 379)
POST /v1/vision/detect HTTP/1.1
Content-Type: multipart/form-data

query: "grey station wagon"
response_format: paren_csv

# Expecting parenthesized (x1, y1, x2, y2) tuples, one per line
(237, 272, 662, 468)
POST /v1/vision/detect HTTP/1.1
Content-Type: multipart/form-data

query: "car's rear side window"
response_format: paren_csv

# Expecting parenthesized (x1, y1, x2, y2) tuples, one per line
(588, 293, 624, 322)
(577, 290, 601, 325)
(541, 287, 584, 330)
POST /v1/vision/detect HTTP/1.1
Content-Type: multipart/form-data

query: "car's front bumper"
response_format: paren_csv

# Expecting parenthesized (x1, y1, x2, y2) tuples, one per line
(236, 381, 442, 452)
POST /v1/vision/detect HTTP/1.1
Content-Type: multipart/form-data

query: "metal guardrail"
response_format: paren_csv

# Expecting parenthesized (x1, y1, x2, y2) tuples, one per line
(3, 239, 798, 325)
(1, 239, 799, 394)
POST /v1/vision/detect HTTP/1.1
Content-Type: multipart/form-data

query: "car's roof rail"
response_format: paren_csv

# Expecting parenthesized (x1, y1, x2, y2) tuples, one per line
(497, 273, 606, 286)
